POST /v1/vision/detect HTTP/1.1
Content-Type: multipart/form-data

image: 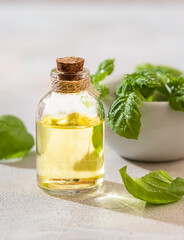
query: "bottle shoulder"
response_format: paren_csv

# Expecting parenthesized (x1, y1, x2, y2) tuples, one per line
(36, 91, 105, 122)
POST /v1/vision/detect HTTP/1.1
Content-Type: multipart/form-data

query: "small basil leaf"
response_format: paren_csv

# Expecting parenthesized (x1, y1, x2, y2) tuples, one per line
(98, 59, 115, 75)
(91, 71, 108, 85)
(91, 59, 115, 85)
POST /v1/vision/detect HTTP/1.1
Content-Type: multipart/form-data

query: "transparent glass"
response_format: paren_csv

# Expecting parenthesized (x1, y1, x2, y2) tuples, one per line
(36, 68, 105, 197)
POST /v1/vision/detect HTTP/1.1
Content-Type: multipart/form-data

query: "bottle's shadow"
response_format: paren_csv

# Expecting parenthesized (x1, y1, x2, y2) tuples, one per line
(69, 181, 147, 214)
(63, 180, 184, 226)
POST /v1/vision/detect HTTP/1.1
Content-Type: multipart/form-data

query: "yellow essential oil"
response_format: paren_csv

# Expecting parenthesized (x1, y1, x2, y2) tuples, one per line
(36, 112, 104, 196)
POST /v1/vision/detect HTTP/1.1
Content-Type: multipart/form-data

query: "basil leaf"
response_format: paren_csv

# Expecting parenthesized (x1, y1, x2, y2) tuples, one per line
(91, 59, 115, 85)
(119, 166, 184, 204)
(115, 74, 134, 96)
(134, 64, 183, 100)
(135, 71, 162, 88)
(98, 59, 115, 75)
(139, 87, 155, 99)
(161, 74, 184, 110)
(107, 92, 143, 139)
(94, 84, 109, 98)
(116, 71, 162, 97)
(91, 71, 108, 85)
(135, 63, 182, 76)
(91, 59, 114, 99)
(169, 85, 184, 111)
(165, 74, 184, 89)
(0, 115, 34, 161)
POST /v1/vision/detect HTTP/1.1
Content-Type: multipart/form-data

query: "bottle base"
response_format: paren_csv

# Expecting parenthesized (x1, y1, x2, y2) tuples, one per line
(37, 175, 104, 197)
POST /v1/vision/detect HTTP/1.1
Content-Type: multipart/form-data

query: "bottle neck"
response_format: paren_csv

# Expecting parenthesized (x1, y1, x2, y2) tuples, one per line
(50, 68, 91, 94)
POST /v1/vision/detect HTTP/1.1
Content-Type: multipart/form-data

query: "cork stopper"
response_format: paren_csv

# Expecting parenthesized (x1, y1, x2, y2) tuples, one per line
(56, 57, 85, 73)
(51, 57, 91, 93)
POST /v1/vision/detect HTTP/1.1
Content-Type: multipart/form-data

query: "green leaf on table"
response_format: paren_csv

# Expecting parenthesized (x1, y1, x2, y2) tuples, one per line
(119, 166, 184, 204)
(0, 115, 34, 161)
(107, 92, 143, 139)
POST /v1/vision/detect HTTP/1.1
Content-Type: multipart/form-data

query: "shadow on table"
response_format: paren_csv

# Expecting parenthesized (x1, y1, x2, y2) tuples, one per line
(0, 151, 36, 169)
(64, 180, 184, 226)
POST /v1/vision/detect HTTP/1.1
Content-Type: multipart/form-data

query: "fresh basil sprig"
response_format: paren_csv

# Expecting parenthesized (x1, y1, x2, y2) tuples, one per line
(106, 63, 184, 139)
(119, 166, 184, 204)
(107, 71, 162, 139)
(91, 59, 115, 98)
(0, 115, 34, 161)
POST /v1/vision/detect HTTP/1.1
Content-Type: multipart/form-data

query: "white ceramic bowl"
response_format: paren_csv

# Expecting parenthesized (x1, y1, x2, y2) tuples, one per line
(103, 78, 184, 162)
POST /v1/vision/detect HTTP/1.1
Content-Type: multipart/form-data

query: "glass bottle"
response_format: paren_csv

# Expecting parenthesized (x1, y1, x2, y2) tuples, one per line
(36, 57, 105, 197)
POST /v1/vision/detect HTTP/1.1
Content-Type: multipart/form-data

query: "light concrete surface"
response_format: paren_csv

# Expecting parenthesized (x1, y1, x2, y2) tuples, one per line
(0, 1, 184, 239)
(0, 148, 184, 240)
